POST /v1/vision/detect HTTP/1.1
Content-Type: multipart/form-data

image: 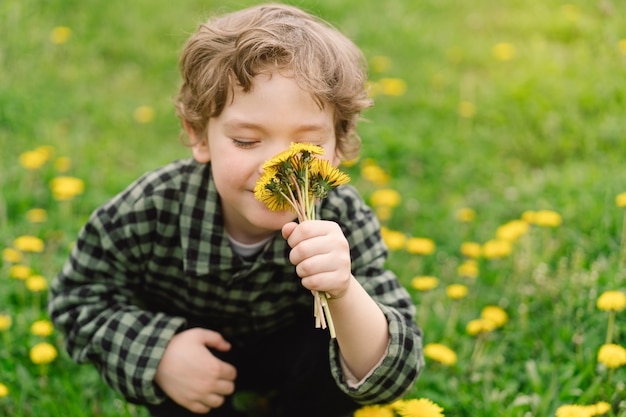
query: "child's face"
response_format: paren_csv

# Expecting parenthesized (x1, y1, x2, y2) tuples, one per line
(191, 71, 339, 244)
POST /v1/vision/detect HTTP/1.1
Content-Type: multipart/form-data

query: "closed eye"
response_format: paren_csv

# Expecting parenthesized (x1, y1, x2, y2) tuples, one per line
(232, 139, 258, 149)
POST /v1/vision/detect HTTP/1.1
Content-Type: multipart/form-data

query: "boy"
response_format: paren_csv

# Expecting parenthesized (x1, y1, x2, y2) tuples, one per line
(48, 4, 424, 416)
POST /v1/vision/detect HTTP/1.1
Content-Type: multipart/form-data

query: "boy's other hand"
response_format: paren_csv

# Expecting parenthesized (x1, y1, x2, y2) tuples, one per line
(282, 220, 352, 299)
(154, 328, 237, 414)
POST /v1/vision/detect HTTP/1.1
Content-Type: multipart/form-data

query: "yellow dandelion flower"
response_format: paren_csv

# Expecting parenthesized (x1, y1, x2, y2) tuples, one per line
(29, 342, 58, 365)
(455, 207, 476, 222)
(619, 40, 626, 56)
(379, 78, 407, 96)
(532, 210, 562, 227)
(50, 26, 72, 44)
(133, 105, 155, 123)
(424, 343, 457, 366)
(597, 290, 626, 312)
(30, 320, 54, 337)
(496, 219, 529, 242)
(26, 275, 48, 292)
(370, 55, 392, 73)
(446, 284, 468, 300)
(411, 276, 439, 291)
(360, 160, 389, 185)
(481, 305, 508, 327)
(26, 208, 48, 223)
(406, 237, 436, 255)
(396, 398, 445, 417)
(10, 265, 32, 280)
(2, 248, 22, 263)
(460, 242, 481, 258)
(482, 239, 512, 259)
(597, 343, 626, 369)
(458, 101, 476, 118)
(457, 260, 479, 278)
(370, 189, 401, 208)
(13, 235, 45, 253)
(354, 404, 395, 417)
(492, 42, 516, 61)
(381, 227, 406, 250)
(590, 401, 611, 415)
(55, 156, 72, 172)
(555, 404, 594, 417)
(466, 318, 497, 336)
(19, 149, 49, 170)
(0, 382, 8, 397)
(50, 176, 85, 201)
(615, 192, 626, 207)
(0, 314, 12, 331)
(521, 210, 536, 223)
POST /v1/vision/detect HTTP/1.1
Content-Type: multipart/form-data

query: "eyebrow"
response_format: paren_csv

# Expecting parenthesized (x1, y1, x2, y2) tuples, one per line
(223, 119, 331, 134)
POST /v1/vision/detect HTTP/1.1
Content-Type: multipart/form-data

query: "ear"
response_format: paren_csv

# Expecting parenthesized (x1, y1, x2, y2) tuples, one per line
(183, 120, 211, 163)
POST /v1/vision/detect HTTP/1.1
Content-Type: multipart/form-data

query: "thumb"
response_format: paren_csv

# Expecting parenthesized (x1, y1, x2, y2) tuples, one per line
(281, 221, 298, 240)
(197, 329, 231, 352)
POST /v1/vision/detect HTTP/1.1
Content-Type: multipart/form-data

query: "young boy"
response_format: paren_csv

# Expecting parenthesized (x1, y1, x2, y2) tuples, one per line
(48, 4, 424, 416)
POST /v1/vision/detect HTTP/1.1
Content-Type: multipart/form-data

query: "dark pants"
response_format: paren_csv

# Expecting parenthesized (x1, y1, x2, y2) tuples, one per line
(145, 321, 359, 417)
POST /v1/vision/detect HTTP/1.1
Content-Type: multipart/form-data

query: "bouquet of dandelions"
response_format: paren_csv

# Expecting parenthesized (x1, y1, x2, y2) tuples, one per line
(254, 142, 350, 338)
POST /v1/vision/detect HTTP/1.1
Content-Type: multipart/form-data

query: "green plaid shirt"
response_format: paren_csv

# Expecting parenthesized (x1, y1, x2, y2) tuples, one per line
(48, 158, 423, 405)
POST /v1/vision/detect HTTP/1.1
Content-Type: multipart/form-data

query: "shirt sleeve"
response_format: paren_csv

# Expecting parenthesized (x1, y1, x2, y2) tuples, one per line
(321, 185, 425, 404)
(48, 175, 186, 404)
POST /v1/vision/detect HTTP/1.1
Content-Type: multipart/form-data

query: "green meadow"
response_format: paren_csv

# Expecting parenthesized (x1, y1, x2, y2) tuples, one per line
(1, 0, 625, 415)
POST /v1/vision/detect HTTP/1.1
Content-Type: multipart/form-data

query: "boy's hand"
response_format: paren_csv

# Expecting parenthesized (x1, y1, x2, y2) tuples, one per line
(155, 328, 237, 414)
(282, 220, 352, 299)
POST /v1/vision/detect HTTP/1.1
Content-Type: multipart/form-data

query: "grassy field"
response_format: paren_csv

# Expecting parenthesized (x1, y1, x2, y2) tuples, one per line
(1, 0, 626, 416)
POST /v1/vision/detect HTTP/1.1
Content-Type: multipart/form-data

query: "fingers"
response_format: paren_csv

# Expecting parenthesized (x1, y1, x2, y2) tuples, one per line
(197, 328, 232, 352)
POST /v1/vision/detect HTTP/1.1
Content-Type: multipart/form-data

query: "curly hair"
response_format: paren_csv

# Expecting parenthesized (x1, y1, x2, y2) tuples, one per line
(175, 3, 373, 161)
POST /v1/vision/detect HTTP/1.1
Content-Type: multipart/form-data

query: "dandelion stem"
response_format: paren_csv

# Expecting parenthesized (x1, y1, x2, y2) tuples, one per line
(620, 210, 626, 268)
(605, 311, 615, 345)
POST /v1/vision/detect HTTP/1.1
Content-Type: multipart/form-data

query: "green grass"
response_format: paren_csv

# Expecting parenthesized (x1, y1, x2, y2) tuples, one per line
(1, 0, 626, 416)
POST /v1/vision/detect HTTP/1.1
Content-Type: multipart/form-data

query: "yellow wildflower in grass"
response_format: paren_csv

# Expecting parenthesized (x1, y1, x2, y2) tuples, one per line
(395, 398, 445, 417)
(597, 343, 626, 369)
(460, 242, 481, 258)
(590, 401, 610, 415)
(411, 276, 439, 291)
(379, 78, 407, 96)
(370, 55, 392, 73)
(26, 208, 48, 223)
(50, 176, 85, 200)
(457, 259, 479, 278)
(424, 343, 457, 366)
(29, 342, 58, 365)
(370, 189, 401, 208)
(381, 227, 407, 250)
(555, 404, 594, 417)
(30, 320, 54, 337)
(19, 149, 49, 170)
(360, 160, 389, 185)
(456, 207, 476, 222)
(481, 305, 508, 327)
(532, 210, 562, 227)
(496, 219, 529, 242)
(353, 404, 395, 417)
(597, 290, 626, 312)
(0, 314, 12, 331)
(255, 143, 350, 338)
(50, 26, 72, 44)
(0, 382, 8, 397)
(55, 156, 72, 172)
(10, 265, 32, 280)
(482, 239, 512, 259)
(446, 284, 468, 300)
(466, 318, 497, 336)
(26, 275, 48, 292)
(134, 105, 155, 123)
(619, 40, 626, 56)
(492, 42, 516, 61)
(13, 235, 45, 253)
(406, 237, 436, 255)
(616, 192, 626, 207)
(458, 101, 476, 118)
(2, 248, 22, 263)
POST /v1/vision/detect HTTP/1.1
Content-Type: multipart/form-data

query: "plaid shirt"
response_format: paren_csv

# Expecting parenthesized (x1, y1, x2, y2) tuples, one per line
(48, 158, 424, 405)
